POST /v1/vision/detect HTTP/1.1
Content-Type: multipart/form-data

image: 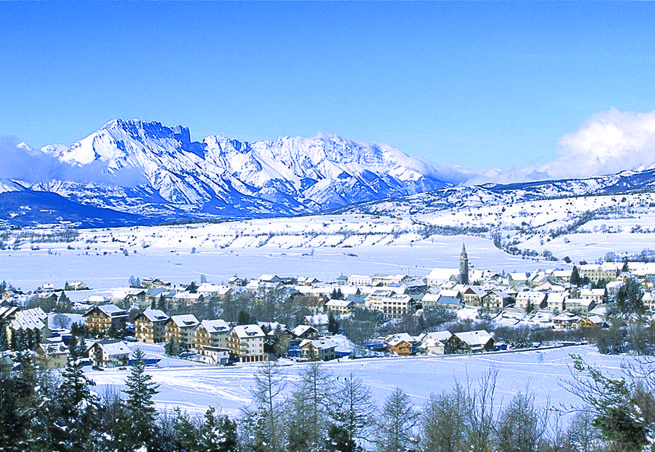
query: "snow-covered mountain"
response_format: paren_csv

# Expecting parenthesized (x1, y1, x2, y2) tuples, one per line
(6, 119, 465, 225)
(4, 118, 655, 229)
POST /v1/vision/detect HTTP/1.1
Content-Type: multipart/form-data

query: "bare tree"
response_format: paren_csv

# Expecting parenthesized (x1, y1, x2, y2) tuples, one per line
(286, 362, 334, 451)
(420, 382, 467, 452)
(463, 368, 498, 452)
(242, 361, 287, 452)
(375, 387, 420, 452)
(328, 373, 376, 451)
(495, 390, 549, 452)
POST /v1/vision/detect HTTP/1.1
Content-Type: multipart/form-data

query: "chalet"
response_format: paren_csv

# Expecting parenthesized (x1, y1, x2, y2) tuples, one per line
(418, 331, 452, 355)
(577, 315, 608, 329)
(165, 314, 200, 350)
(371, 274, 411, 286)
(89, 340, 131, 368)
(580, 289, 606, 305)
(35, 342, 70, 369)
(426, 268, 460, 287)
(551, 269, 573, 283)
(227, 324, 267, 362)
(194, 319, 231, 354)
(84, 304, 128, 336)
(422, 290, 462, 310)
(386, 333, 415, 356)
(325, 299, 355, 315)
(134, 309, 169, 343)
(291, 325, 319, 340)
(201, 346, 231, 365)
(461, 287, 488, 307)
(65, 281, 90, 291)
(297, 276, 320, 286)
(481, 290, 514, 309)
(175, 291, 204, 307)
(553, 312, 580, 329)
(293, 295, 328, 313)
(299, 338, 337, 361)
(446, 330, 494, 354)
(546, 293, 567, 312)
(565, 298, 596, 315)
(197, 283, 233, 300)
(141, 278, 172, 289)
(515, 291, 547, 311)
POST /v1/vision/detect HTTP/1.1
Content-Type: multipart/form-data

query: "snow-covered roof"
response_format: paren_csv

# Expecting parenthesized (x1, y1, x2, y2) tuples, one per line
(10, 307, 47, 331)
(418, 331, 452, 346)
(141, 309, 169, 322)
(325, 299, 353, 307)
(292, 324, 317, 337)
(454, 330, 493, 347)
(232, 324, 265, 339)
(96, 340, 131, 356)
(200, 319, 230, 334)
(299, 338, 337, 350)
(169, 314, 199, 328)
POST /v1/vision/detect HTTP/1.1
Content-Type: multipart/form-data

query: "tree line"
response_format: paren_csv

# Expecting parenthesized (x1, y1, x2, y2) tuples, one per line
(4, 346, 654, 452)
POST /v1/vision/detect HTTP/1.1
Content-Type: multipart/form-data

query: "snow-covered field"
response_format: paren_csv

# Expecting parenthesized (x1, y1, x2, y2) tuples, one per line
(0, 230, 555, 291)
(88, 344, 629, 420)
(3, 189, 655, 291)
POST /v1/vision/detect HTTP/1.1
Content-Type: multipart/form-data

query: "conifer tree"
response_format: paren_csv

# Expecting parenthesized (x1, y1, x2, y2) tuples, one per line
(199, 406, 238, 452)
(56, 355, 100, 451)
(0, 371, 21, 451)
(173, 407, 200, 452)
(121, 348, 160, 450)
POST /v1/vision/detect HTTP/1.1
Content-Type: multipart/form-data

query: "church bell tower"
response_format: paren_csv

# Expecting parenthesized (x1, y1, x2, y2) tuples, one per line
(459, 243, 469, 285)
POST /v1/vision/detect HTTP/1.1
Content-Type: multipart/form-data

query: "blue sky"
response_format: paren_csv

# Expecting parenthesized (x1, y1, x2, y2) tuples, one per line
(2, 2, 655, 172)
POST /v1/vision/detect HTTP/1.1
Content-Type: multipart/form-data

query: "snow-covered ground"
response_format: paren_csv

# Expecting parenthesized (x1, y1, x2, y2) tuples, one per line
(3, 189, 655, 291)
(0, 232, 556, 291)
(88, 344, 629, 420)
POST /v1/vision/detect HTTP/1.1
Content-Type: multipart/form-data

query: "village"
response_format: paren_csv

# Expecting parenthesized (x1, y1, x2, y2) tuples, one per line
(1, 244, 653, 370)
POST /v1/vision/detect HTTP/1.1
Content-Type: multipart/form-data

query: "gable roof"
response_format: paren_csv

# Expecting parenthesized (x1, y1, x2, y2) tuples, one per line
(454, 330, 493, 347)
(94, 340, 131, 356)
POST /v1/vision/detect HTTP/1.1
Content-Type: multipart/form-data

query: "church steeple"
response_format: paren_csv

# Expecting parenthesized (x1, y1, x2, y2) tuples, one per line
(459, 243, 469, 285)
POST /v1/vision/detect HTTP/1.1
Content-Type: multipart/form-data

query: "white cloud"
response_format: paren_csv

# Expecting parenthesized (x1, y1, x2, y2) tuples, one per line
(0, 136, 147, 186)
(542, 108, 655, 179)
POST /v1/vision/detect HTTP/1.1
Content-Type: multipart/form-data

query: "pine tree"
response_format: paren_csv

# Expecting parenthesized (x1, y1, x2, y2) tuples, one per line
(0, 327, 7, 352)
(56, 355, 101, 451)
(199, 406, 238, 452)
(0, 371, 21, 451)
(122, 348, 160, 450)
(328, 312, 339, 335)
(173, 407, 200, 452)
